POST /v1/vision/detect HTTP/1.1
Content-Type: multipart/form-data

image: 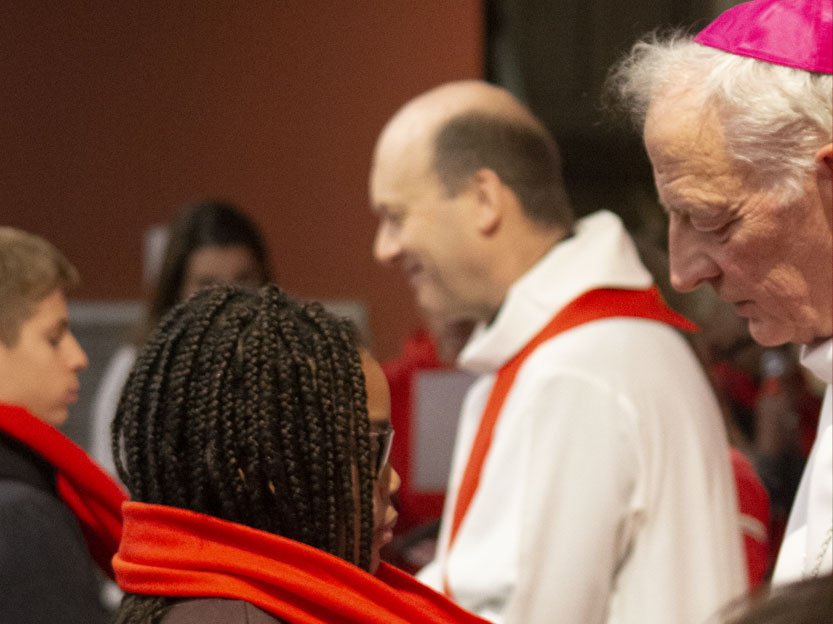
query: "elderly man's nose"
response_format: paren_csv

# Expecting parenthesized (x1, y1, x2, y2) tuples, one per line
(668, 220, 720, 292)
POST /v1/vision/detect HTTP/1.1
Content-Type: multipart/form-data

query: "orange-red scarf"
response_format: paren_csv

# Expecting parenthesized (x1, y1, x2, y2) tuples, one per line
(0, 403, 126, 577)
(115, 501, 491, 624)
(444, 286, 696, 596)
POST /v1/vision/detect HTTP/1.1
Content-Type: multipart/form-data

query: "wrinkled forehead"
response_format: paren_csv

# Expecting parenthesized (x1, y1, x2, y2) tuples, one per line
(644, 94, 729, 168)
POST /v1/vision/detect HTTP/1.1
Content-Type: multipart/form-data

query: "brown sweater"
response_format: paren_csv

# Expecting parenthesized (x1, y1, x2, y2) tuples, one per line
(161, 598, 285, 624)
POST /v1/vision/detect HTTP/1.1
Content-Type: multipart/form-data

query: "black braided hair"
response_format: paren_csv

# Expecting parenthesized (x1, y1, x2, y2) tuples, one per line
(112, 285, 374, 624)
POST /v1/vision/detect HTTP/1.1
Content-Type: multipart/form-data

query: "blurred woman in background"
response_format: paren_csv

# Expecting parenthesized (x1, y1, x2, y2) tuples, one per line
(90, 200, 272, 476)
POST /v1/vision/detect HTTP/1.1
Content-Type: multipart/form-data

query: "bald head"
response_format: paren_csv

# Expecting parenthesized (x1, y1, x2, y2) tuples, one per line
(375, 80, 542, 152)
(373, 80, 572, 228)
(370, 81, 573, 324)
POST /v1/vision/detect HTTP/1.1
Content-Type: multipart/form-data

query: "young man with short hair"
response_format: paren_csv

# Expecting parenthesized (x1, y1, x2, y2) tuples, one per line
(0, 227, 124, 623)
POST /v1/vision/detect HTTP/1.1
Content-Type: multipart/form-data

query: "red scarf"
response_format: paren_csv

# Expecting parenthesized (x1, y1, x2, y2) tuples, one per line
(444, 286, 696, 595)
(115, 501, 490, 624)
(0, 403, 126, 578)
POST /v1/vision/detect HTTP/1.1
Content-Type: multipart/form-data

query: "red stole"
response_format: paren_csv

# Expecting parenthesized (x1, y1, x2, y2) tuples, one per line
(0, 403, 126, 577)
(443, 287, 696, 596)
(115, 501, 491, 624)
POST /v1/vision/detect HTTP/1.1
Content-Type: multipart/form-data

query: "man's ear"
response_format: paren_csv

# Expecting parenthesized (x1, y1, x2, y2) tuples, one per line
(470, 168, 503, 235)
(815, 143, 833, 173)
(814, 143, 832, 230)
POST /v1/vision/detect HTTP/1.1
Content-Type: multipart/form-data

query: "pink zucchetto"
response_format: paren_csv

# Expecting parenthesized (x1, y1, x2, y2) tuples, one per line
(694, 0, 832, 74)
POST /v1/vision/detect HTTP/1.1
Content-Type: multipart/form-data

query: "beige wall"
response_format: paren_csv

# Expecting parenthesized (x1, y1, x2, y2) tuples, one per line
(3, 1, 483, 360)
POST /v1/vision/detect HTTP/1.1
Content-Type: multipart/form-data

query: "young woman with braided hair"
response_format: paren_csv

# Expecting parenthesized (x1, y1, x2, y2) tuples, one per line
(111, 284, 488, 624)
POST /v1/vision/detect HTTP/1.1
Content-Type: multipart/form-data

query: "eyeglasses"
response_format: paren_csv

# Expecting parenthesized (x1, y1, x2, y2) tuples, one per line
(369, 426, 395, 478)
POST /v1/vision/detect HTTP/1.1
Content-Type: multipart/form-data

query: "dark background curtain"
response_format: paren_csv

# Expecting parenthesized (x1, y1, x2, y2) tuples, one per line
(485, 0, 724, 232)
(483, 0, 738, 313)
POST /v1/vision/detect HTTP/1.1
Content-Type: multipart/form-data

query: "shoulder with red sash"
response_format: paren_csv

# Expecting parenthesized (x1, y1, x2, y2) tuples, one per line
(443, 286, 696, 596)
(0, 403, 126, 578)
(115, 501, 491, 624)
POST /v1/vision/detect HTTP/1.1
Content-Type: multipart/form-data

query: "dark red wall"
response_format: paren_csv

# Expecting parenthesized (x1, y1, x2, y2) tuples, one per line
(3, 2, 483, 360)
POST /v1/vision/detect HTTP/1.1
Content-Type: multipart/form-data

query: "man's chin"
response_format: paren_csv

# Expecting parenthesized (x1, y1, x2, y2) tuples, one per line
(747, 318, 798, 347)
(415, 292, 449, 321)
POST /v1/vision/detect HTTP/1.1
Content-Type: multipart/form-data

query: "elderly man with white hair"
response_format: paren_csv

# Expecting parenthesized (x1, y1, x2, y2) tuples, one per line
(611, 0, 832, 583)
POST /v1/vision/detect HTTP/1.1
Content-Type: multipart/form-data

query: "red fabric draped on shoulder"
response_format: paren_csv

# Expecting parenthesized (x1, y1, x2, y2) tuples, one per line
(0, 403, 126, 577)
(115, 502, 489, 624)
